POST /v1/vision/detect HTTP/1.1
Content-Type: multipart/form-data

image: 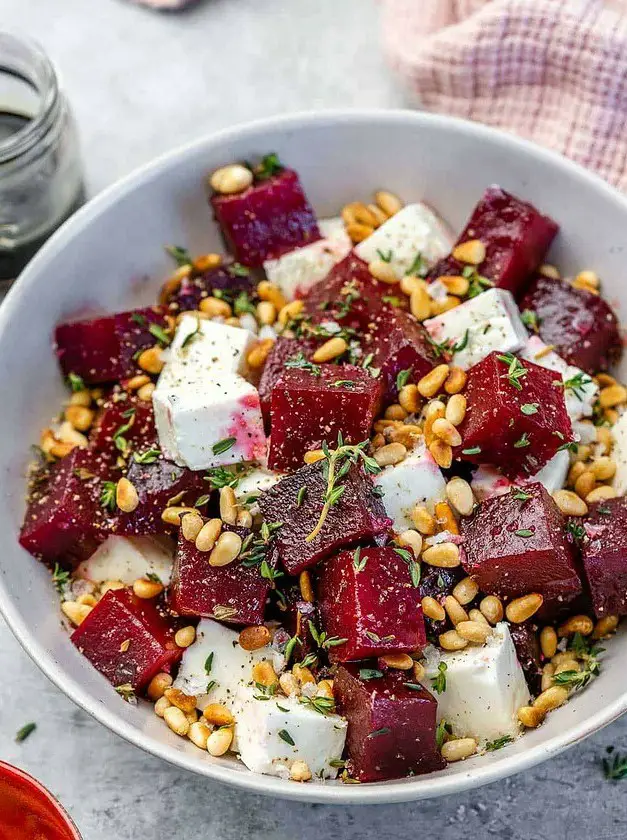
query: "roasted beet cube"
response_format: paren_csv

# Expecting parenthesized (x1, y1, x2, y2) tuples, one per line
(258, 462, 390, 575)
(509, 622, 542, 692)
(427, 186, 558, 296)
(461, 482, 582, 613)
(211, 169, 320, 267)
(519, 274, 622, 373)
(162, 262, 254, 313)
(317, 547, 426, 661)
(90, 398, 156, 466)
(19, 448, 109, 564)
(169, 527, 276, 625)
(458, 351, 573, 478)
(257, 337, 320, 429)
(334, 664, 445, 781)
(581, 496, 627, 617)
(71, 588, 181, 691)
(55, 306, 167, 385)
(268, 365, 383, 471)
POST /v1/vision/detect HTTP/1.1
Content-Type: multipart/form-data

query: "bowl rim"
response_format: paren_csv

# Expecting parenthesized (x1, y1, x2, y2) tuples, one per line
(2, 108, 626, 804)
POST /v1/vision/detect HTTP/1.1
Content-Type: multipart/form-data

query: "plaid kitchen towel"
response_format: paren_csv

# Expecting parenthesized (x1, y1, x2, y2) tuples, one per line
(381, 0, 627, 191)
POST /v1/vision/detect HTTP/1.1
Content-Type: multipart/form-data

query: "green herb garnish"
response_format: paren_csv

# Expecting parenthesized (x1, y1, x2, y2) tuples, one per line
(165, 244, 192, 267)
(603, 749, 627, 780)
(485, 735, 514, 752)
(15, 722, 37, 743)
(432, 662, 447, 694)
(308, 620, 347, 650)
(496, 353, 528, 391)
(511, 487, 532, 501)
(521, 403, 539, 415)
(352, 546, 367, 572)
(133, 447, 161, 464)
(514, 433, 530, 449)
(296, 486, 308, 507)
(100, 481, 117, 511)
(359, 668, 383, 680)
(515, 529, 533, 538)
(51, 562, 70, 594)
(255, 153, 283, 180)
(396, 368, 412, 392)
(284, 352, 321, 377)
(212, 437, 236, 456)
(66, 372, 85, 393)
(278, 729, 295, 746)
(148, 323, 171, 347)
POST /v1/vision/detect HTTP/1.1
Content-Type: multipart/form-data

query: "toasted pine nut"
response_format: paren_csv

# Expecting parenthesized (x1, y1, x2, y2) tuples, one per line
(452, 576, 479, 605)
(164, 687, 197, 713)
(397, 529, 423, 557)
(175, 625, 196, 648)
(147, 672, 173, 701)
(432, 417, 462, 447)
(552, 651, 580, 668)
(439, 275, 470, 296)
(445, 393, 467, 426)
(553, 659, 580, 676)
(61, 600, 92, 626)
(69, 389, 92, 407)
(429, 439, 453, 469)
(452, 239, 486, 265)
(572, 444, 592, 463)
(552, 490, 588, 517)
(540, 626, 558, 659)
(435, 501, 459, 535)
(418, 364, 450, 398)
(456, 620, 492, 644)
(413, 661, 426, 681)
(219, 486, 238, 525)
(422, 596, 446, 622)
(439, 629, 468, 651)
(505, 593, 543, 623)
(195, 518, 222, 552)
(132, 577, 163, 599)
(605, 408, 620, 425)
(257, 280, 287, 310)
(518, 705, 545, 728)
(374, 442, 407, 467)
(380, 653, 414, 670)
(342, 201, 379, 228)
(208, 531, 243, 567)
(479, 595, 504, 625)
(138, 346, 164, 375)
(65, 405, 95, 432)
(76, 593, 97, 607)
(247, 338, 275, 369)
(203, 703, 235, 726)
(596, 426, 613, 454)
(533, 685, 569, 713)
(346, 222, 374, 243)
(252, 660, 278, 688)
(200, 296, 232, 318)
(374, 190, 403, 217)
(193, 252, 222, 272)
(367, 203, 388, 226)
(444, 366, 467, 395)
(539, 264, 561, 280)
(384, 404, 408, 420)
(541, 663, 556, 691)
(154, 696, 172, 718)
(557, 615, 594, 637)
(444, 595, 469, 626)
(400, 274, 423, 296)
(292, 664, 316, 686)
(599, 384, 627, 408)
(567, 461, 586, 486)
(398, 384, 421, 413)
(163, 706, 190, 737)
(430, 295, 461, 316)
(590, 456, 616, 481)
(159, 265, 191, 304)
(410, 285, 432, 321)
(586, 485, 617, 504)
(312, 336, 348, 363)
(411, 504, 437, 535)
(239, 625, 272, 651)
(574, 470, 596, 499)
(299, 570, 315, 603)
(126, 374, 150, 392)
(116, 477, 140, 513)
(278, 300, 305, 326)
(442, 738, 477, 762)
(422, 542, 461, 568)
(188, 721, 211, 750)
(316, 679, 335, 699)
(304, 449, 326, 464)
(468, 609, 490, 626)
(290, 760, 312, 782)
(137, 382, 156, 401)
(181, 511, 204, 542)
(207, 727, 234, 756)
(256, 300, 277, 325)
(593, 615, 619, 639)
(161, 506, 196, 526)
(446, 478, 475, 517)
(210, 163, 253, 194)
(279, 672, 300, 697)
(369, 258, 398, 285)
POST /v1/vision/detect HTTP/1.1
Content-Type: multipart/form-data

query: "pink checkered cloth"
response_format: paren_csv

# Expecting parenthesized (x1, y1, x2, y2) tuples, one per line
(381, 0, 627, 191)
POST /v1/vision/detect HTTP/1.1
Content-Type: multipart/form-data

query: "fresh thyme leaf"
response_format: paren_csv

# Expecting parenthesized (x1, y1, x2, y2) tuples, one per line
(165, 244, 192, 267)
(205, 680, 217, 694)
(115, 683, 136, 703)
(521, 309, 539, 332)
(396, 368, 412, 392)
(393, 548, 412, 562)
(485, 735, 514, 752)
(496, 353, 528, 391)
(436, 719, 451, 749)
(194, 494, 211, 507)
(15, 722, 37, 743)
(431, 662, 447, 694)
(462, 265, 494, 297)
(377, 248, 393, 263)
(212, 437, 236, 456)
(278, 729, 295, 746)
(406, 252, 429, 277)
(332, 380, 357, 389)
(283, 635, 302, 664)
(521, 403, 539, 415)
(307, 620, 347, 650)
(233, 290, 256, 316)
(131, 312, 147, 326)
(513, 432, 531, 449)
(260, 559, 283, 584)
(403, 682, 424, 691)
(381, 295, 404, 307)
(284, 352, 321, 376)
(603, 750, 627, 780)
(552, 633, 603, 690)
(566, 521, 586, 541)
(359, 668, 383, 680)
(558, 371, 594, 401)
(296, 486, 308, 507)
(66, 372, 85, 393)
(329, 759, 347, 769)
(204, 466, 240, 489)
(181, 317, 203, 348)
(204, 652, 214, 674)
(229, 263, 250, 278)
(597, 506, 611, 515)
(511, 487, 532, 501)
(515, 529, 533, 538)
(299, 695, 336, 716)
(149, 323, 171, 347)
(462, 446, 481, 456)
(368, 727, 391, 739)
(557, 441, 578, 453)
(100, 481, 117, 511)
(51, 562, 70, 594)
(133, 447, 161, 464)
(255, 153, 283, 180)
(352, 546, 367, 572)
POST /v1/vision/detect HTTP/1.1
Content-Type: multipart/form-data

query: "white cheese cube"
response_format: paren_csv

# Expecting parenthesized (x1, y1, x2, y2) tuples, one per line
(263, 217, 351, 300)
(425, 623, 530, 742)
(234, 685, 347, 780)
(374, 440, 446, 531)
(532, 450, 570, 494)
(471, 451, 569, 502)
(520, 336, 598, 422)
(612, 410, 627, 495)
(424, 288, 527, 370)
(234, 468, 282, 507)
(168, 314, 254, 377)
(354, 203, 452, 279)
(76, 536, 174, 585)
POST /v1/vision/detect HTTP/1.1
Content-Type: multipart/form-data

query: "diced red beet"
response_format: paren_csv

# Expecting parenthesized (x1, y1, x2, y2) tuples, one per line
(169, 527, 276, 625)
(461, 482, 582, 615)
(19, 448, 109, 565)
(334, 664, 445, 781)
(211, 169, 320, 267)
(518, 274, 622, 373)
(427, 186, 558, 296)
(162, 262, 254, 313)
(317, 547, 426, 662)
(90, 398, 156, 467)
(55, 307, 167, 385)
(581, 496, 627, 617)
(71, 588, 181, 691)
(257, 337, 320, 429)
(509, 622, 543, 692)
(257, 462, 391, 575)
(458, 351, 573, 478)
(268, 365, 383, 472)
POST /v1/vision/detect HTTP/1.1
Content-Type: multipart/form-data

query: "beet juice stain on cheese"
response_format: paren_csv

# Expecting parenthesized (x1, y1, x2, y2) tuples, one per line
(18, 147, 626, 784)
(0, 762, 81, 840)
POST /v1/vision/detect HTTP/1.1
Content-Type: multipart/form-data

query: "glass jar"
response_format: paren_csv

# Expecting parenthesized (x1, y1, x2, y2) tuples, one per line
(0, 32, 85, 286)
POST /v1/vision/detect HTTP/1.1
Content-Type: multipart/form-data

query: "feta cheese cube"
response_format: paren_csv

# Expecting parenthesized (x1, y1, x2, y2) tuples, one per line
(234, 685, 347, 779)
(424, 288, 527, 370)
(76, 536, 174, 585)
(425, 623, 529, 742)
(471, 451, 569, 502)
(612, 410, 627, 495)
(263, 217, 351, 300)
(168, 314, 254, 378)
(354, 203, 452, 279)
(234, 468, 282, 507)
(520, 336, 598, 422)
(374, 440, 446, 531)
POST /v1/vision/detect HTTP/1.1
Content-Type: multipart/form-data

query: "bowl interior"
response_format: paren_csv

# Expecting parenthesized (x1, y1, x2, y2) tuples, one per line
(1, 111, 625, 804)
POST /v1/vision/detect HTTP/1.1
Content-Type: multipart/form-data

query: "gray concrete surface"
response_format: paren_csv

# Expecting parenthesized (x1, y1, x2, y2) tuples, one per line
(1, 0, 627, 836)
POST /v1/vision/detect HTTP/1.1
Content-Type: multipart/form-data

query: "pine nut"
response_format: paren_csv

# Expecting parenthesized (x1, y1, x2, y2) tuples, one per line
(599, 384, 627, 408)
(369, 258, 398, 284)
(422, 596, 446, 622)
(290, 760, 312, 782)
(65, 405, 94, 432)
(137, 382, 156, 401)
(100, 580, 125, 595)
(430, 295, 461, 316)
(69, 389, 92, 407)
(138, 346, 164, 375)
(413, 661, 426, 681)
(429, 439, 453, 469)
(444, 595, 469, 626)
(397, 529, 423, 557)
(505, 593, 543, 623)
(444, 394, 466, 428)
(304, 449, 326, 464)
(239, 625, 272, 651)
(533, 685, 569, 713)
(593, 615, 619, 639)
(410, 285, 432, 321)
(418, 364, 450, 398)
(384, 404, 408, 420)
(247, 338, 275, 369)
(552, 651, 580, 668)
(557, 615, 594, 637)
(380, 653, 414, 670)
(567, 461, 586, 486)
(574, 470, 596, 499)
(596, 426, 613, 454)
(252, 660, 278, 688)
(432, 417, 462, 447)
(154, 696, 171, 718)
(116, 477, 139, 513)
(441, 737, 477, 762)
(279, 300, 305, 326)
(479, 595, 504, 624)
(298, 570, 314, 603)
(257, 280, 287, 310)
(452, 239, 486, 265)
(342, 201, 379, 228)
(400, 274, 423, 295)
(367, 203, 388, 226)
(553, 659, 579, 676)
(203, 703, 235, 726)
(207, 727, 234, 756)
(256, 300, 277, 325)
(422, 542, 460, 569)
(518, 705, 545, 728)
(199, 296, 232, 318)
(346, 222, 374, 243)
(444, 366, 467, 395)
(193, 253, 222, 272)
(312, 336, 347, 363)
(164, 687, 197, 713)
(552, 490, 588, 517)
(374, 442, 407, 467)
(438, 275, 469, 296)
(76, 593, 97, 607)
(590, 456, 616, 481)
(446, 478, 475, 517)
(188, 721, 211, 750)
(374, 190, 403, 217)
(195, 518, 222, 552)
(132, 577, 163, 599)
(163, 705, 190, 737)
(159, 265, 191, 304)
(210, 163, 253, 194)
(435, 501, 460, 535)
(237, 510, 253, 529)
(468, 609, 490, 626)
(453, 576, 479, 605)
(181, 511, 204, 542)
(208, 531, 243, 567)
(398, 384, 421, 413)
(540, 626, 558, 659)
(161, 506, 196, 526)
(147, 672, 173, 701)
(605, 408, 619, 425)
(540, 263, 561, 280)
(126, 374, 150, 392)
(541, 663, 555, 691)
(439, 629, 468, 650)
(292, 664, 316, 686)
(586, 485, 617, 504)
(316, 679, 335, 699)
(411, 504, 437, 535)
(572, 444, 592, 463)
(61, 600, 92, 626)
(456, 620, 492, 644)
(175, 625, 197, 648)
(219, 486, 238, 525)
(279, 672, 300, 697)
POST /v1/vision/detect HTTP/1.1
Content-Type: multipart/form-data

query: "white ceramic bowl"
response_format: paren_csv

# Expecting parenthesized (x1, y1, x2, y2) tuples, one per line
(1, 111, 625, 804)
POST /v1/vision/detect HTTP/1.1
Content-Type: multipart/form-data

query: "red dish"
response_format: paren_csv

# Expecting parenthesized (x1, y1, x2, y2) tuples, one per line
(0, 761, 81, 840)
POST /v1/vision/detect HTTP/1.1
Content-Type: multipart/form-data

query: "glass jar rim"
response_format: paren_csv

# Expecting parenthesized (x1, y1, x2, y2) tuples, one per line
(0, 32, 60, 164)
